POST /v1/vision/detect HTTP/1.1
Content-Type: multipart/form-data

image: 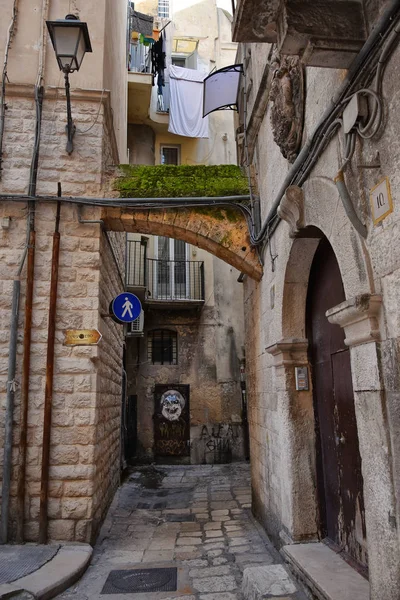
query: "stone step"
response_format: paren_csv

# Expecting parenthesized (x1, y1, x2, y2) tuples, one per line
(282, 542, 369, 600)
(241, 564, 305, 599)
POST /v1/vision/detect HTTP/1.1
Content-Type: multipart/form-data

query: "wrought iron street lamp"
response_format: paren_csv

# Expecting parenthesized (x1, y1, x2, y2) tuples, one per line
(46, 14, 92, 154)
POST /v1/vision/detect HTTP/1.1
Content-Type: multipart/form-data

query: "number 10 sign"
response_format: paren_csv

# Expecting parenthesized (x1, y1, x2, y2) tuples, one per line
(370, 177, 393, 225)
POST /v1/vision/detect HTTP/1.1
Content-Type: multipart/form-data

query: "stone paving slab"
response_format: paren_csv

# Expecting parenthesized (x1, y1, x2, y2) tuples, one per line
(54, 464, 304, 600)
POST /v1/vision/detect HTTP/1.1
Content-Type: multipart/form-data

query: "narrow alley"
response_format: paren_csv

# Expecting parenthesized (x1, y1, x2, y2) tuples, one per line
(56, 464, 303, 600)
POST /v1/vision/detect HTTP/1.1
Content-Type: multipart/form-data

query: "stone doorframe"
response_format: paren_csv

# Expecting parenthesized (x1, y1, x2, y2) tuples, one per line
(265, 176, 400, 599)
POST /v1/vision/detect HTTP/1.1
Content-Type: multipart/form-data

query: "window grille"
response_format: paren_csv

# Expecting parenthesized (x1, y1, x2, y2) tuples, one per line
(161, 145, 180, 165)
(148, 329, 177, 365)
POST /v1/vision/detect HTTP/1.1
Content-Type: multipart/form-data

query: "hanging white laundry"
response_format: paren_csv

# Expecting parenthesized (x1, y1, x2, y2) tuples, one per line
(168, 65, 209, 138)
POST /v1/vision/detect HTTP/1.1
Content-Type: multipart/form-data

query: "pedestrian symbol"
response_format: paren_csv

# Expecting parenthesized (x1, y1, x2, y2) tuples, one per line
(122, 297, 134, 319)
(111, 292, 142, 324)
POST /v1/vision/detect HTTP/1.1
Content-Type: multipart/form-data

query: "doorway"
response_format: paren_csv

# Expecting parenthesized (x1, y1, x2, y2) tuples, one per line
(306, 237, 367, 570)
(154, 384, 190, 458)
(154, 237, 189, 300)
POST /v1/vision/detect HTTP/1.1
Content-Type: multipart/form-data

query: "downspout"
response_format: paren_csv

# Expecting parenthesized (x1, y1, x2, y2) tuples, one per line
(0, 235, 29, 544)
(39, 201, 61, 544)
(0, 0, 25, 545)
(16, 0, 48, 542)
(15, 87, 44, 543)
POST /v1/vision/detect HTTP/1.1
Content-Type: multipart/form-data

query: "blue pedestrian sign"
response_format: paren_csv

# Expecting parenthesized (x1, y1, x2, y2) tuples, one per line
(111, 292, 142, 324)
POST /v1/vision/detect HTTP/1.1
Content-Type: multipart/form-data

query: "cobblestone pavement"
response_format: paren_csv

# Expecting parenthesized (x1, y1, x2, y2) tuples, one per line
(57, 463, 302, 600)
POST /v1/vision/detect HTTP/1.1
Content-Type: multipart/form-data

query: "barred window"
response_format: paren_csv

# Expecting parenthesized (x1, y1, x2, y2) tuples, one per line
(158, 0, 169, 18)
(148, 329, 177, 365)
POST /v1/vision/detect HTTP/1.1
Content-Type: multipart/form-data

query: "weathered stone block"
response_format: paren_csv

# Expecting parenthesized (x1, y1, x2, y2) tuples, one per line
(50, 446, 80, 465)
(61, 498, 90, 520)
(48, 519, 75, 541)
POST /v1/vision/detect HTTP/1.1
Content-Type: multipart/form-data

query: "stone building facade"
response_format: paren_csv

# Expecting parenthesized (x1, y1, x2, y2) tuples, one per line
(0, 0, 129, 544)
(233, 0, 400, 598)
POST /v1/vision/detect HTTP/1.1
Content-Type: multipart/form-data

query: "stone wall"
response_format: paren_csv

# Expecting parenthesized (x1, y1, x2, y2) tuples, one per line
(91, 231, 125, 542)
(0, 87, 124, 543)
(239, 24, 400, 600)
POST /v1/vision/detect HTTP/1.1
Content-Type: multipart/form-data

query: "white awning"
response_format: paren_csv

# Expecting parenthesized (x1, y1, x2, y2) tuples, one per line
(203, 64, 243, 117)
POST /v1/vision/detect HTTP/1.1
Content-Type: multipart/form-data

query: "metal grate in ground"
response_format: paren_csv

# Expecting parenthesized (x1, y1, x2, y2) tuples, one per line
(0, 545, 60, 584)
(101, 567, 178, 594)
(165, 513, 195, 522)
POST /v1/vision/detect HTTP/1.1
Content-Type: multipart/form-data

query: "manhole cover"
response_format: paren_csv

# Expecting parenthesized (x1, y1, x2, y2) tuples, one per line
(101, 568, 178, 594)
(166, 514, 195, 522)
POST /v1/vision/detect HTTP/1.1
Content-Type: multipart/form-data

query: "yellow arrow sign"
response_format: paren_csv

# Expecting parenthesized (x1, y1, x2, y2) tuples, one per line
(64, 329, 102, 346)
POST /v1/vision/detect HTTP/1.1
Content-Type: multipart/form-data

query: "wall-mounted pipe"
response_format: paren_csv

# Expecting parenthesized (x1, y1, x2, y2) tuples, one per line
(15, 0, 47, 534)
(0, 0, 20, 179)
(39, 202, 61, 544)
(0, 279, 20, 544)
(0, 213, 30, 543)
(15, 227, 35, 543)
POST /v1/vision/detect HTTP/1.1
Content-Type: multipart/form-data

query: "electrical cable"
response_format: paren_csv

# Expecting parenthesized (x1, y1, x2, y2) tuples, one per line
(250, 0, 400, 249)
(76, 88, 106, 134)
(0, 0, 20, 180)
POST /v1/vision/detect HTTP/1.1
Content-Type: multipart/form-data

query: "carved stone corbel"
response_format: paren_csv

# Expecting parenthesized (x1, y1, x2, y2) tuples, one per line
(266, 338, 308, 367)
(326, 294, 382, 347)
(277, 186, 305, 237)
(270, 53, 304, 163)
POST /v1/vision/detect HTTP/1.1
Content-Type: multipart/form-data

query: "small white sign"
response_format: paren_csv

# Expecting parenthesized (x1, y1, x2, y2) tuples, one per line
(370, 177, 393, 224)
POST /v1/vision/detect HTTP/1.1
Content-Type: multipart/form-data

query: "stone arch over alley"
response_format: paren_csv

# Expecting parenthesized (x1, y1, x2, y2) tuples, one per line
(101, 205, 263, 280)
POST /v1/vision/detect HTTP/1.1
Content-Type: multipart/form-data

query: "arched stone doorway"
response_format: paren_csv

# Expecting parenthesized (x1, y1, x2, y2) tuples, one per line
(267, 172, 400, 597)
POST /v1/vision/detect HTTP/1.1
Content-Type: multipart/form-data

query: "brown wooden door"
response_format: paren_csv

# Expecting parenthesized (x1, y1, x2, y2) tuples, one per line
(154, 384, 190, 457)
(307, 237, 367, 569)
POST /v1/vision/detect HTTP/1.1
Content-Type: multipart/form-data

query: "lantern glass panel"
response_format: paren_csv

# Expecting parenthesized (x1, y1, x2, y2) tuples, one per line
(53, 26, 80, 59)
(75, 32, 86, 70)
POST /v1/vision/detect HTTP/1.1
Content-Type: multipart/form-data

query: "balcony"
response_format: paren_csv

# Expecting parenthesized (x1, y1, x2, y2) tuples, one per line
(126, 240, 205, 309)
(232, 0, 367, 68)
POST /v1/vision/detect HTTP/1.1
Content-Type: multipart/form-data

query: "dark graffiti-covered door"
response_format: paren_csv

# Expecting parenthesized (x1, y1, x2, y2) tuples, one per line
(154, 385, 190, 457)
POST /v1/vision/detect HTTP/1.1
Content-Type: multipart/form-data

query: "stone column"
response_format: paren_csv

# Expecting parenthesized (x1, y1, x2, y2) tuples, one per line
(327, 294, 400, 600)
(266, 338, 318, 544)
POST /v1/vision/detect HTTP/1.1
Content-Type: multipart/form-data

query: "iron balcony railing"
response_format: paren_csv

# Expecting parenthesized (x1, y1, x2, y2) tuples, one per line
(126, 241, 205, 302)
(126, 240, 147, 287)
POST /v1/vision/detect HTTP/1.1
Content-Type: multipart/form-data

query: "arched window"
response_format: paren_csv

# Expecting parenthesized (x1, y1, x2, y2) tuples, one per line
(148, 329, 177, 365)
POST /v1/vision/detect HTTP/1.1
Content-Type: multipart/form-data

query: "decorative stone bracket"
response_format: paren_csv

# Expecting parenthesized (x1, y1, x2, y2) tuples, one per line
(277, 186, 305, 237)
(326, 294, 382, 347)
(266, 337, 308, 367)
(233, 0, 366, 68)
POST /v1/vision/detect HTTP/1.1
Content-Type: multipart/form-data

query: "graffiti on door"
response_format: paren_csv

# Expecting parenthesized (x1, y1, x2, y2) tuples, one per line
(154, 385, 190, 457)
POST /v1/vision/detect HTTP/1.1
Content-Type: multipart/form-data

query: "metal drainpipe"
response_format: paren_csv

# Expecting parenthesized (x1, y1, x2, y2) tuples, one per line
(0, 238, 29, 544)
(38, 201, 61, 544)
(16, 83, 43, 542)
(15, 228, 35, 543)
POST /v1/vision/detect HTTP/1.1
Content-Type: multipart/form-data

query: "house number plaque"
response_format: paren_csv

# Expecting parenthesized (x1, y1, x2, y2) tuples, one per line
(370, 177, 393, 224)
